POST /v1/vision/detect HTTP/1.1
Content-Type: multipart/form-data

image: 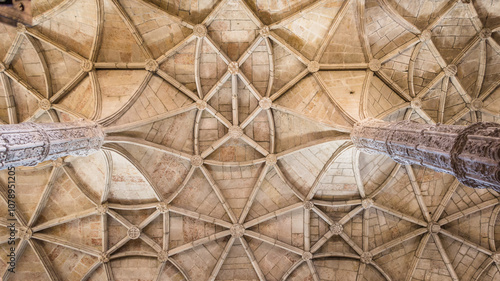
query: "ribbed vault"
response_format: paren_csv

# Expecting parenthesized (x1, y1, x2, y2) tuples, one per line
(0, 0, 500, 280)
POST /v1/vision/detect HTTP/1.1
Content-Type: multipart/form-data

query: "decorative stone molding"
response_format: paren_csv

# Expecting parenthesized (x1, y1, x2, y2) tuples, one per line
(307, 61, 320, 73)
(265, 154, 277, 166)
(303, 201, 314, 210)
(81, 60, 94, 72)
(39, 99, 52, 111)
(127, 226, 141, 239)
(228, 62, 239, 75)
(361, 198, 374, 209)
(259, 97, 272, 110)
(191, 155, 204, 167)
(196, 99, 208, 110)
(230, 224, 245, 238)
(480, 28, 492, 39)
(16, 23, 27, 34)
(158, 250, 168, 262)
(410, 98, 422, 109)
(156, 202, 169, 213)
(428, 222, 441, 234)
(351, 118, 500, 191)
(0, 62, 6, 73)
(228, 126, 243, 139)
(18, 227, 32, 240)
(492, 253, 500, 265)
(259, 26, 270, 38)
(470, 99, 483, 111)
(330, 222, 343, 235)
(193, 24, 207, 38)
(444, 64, 457, 77)
(0, 120, 104, 169)
(52, 158, 64, 168)
(145, 59, 159, 72)
(369, 59, 381, 72)
(98, 253, 110, 263)
(96, 203, 108, 215)
(302, 251, 313, 261)
(419, 30, 432, 42)
(360, 252, 373, 264)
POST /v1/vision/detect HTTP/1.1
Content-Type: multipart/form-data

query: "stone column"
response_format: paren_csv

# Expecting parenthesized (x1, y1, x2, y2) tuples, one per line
(0, 120, 104, 169)
(351, 118, 500, 191)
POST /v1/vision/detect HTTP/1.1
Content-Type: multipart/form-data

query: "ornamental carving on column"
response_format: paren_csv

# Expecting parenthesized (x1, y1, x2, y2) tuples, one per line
(0, 120, 104, 169)
(351, 118, 500, 191)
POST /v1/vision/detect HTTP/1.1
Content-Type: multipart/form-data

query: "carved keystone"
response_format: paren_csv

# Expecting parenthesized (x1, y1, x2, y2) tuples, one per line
(470, 99, 483, 111)
(193, 24, 207, 37)
(145, 59, 159, 72)
(0, 62, 6, 73)
(493, 253, 500, 265)
(265, 154, 277, 166)
(39, 99, 51, 111)
(307, 61, 320, 73)
(196, 99, 207, 110)
(259, 26, 270, 38)
(302, 251, 313, 261)
(81, 60, 94, 72)
(156, 202, 168, 213)
(158, 250, 168, 262)
(127, 226, 141, 239)
(18, 227, 32, 240)
(96, 203, 108, 215)
(16, 23, 26, 34)
(98, 253, 110, 263)
(369, 59, 381, 72)
(191, 155, 204, 167)
(229, 126, 243, 139)
(259, 97, 272, 110)
(52, 158, 64, 168)
(228, 62, 239, 75)
(444, 64, 457, 77)
(360, 252, 373, 264)
(230, 224, 245, 238)
(419, 30, 432, 42)
(330, 222, 343, 235)
(428, 222, 441, 234)
(410, 98, 422, 109)
(480, 28, 492, 39)
(303, 201, 314, 210)
(361, 198, 374, 209)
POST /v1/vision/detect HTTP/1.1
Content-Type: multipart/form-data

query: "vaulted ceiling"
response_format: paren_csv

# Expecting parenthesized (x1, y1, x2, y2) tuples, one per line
(0, 0, 500, 280)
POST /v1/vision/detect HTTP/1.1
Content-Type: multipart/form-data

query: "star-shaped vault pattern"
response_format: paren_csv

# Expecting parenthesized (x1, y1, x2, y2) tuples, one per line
(0, 0, 500, 280)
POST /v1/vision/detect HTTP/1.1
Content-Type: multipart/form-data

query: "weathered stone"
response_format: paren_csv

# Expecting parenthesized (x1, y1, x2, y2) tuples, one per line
(191, 155, 204, 167)
(230, 224, 245, 238)
(352, 119, 500, 191)
(307, 61, 320, 73)
(369, 59, 381, 72)
(302, 251, 313, 261)
(259, 97, 272, 110)
(193, 24, 207, 37)
(229, 126, 243, 139)
(145, 59, 159, 72)
(330, 223, 343, 235)
(81, 60, 94, 72)
(0, 121, 104, 169)
(39, 99, 51, 111)
(228, 61, 239, 74)
(127, 226, 141, 239)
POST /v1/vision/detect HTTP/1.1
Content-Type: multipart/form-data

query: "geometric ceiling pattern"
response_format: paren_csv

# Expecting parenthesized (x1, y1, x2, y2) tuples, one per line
(0, 0, 500, 280)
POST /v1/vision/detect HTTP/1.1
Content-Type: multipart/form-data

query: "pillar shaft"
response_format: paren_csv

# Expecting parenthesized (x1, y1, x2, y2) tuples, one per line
(351, 119, 500, 191)
(0, 120, 104, 169)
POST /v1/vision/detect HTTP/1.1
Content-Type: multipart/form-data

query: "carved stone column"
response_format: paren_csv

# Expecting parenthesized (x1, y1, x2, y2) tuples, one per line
(351, 118, 500, 191)
(0, 120, 104, 169)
